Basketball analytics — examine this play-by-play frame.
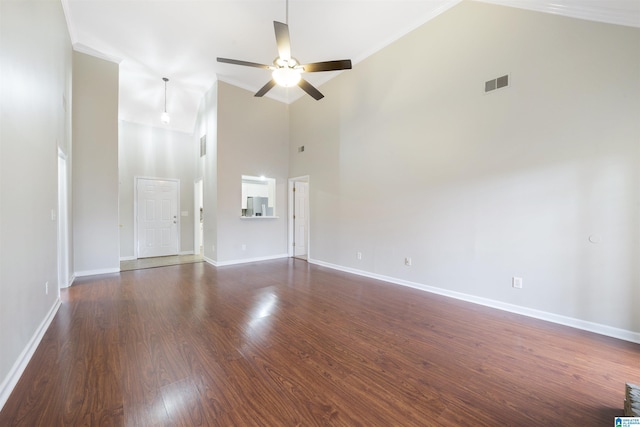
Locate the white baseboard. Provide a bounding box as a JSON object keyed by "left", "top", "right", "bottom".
{"left": 75, "top": 267, "right": 120, "bottom": 277}
{"left": 0, "top": 298, "right": 61, "bottom": 412}
{"left": 309, "top": 258, "right": 640, "bottom": 345}
{"left": 204, "top": 253, "right": 289, "bottom": 267}
{"left": 59, "top": 275, "right": 73, "bottom": 289}
{"left": 178, "top": 251, "right": 195, "bottom": 256}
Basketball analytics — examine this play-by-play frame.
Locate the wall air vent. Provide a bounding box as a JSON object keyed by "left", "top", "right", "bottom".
{"left": 485, "top": 74, "right": 509, "bottom": 93}
{"left": 200, "top": 135, "right": 206, "bottom": 157}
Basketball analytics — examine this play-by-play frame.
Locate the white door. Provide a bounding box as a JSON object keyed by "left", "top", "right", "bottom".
{"left": 136, "top": 178, "right": 179, "bottom": 258}
{"left": 293, "top": 181, "right": 308, "bottom": 257}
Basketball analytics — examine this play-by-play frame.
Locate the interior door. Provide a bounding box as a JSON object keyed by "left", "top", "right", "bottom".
{"left": 137, "top": 178, "right": 179, "bottom": 258}
{"left": 293, "top": 181, "right": 308, "bottom": 257}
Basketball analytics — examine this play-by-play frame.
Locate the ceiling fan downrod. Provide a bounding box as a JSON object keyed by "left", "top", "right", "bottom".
{"left": 285, "top": 0, "right": 289, "bottom": 25}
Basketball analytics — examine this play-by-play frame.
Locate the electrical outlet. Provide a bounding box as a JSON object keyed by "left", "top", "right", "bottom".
{"left": 356, "top": 251, "right": 362, "bottom": 260}
{"left": 241, "top": 244, "right": 246, "bottom": 251}
{"left": 512, "top": 277, "right": 523, "bottom": 289}
{"left": 404, "top": 257, "right": 412, "bottom": 266}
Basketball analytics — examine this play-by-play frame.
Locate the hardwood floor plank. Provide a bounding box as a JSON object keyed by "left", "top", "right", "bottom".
{"left": 1, "top": 259, "right": 638, "bottom": 426}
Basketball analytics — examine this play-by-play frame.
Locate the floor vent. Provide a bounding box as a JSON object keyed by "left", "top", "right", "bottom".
{"left": 485, "top": 74, "right": 509, "bottom": 93}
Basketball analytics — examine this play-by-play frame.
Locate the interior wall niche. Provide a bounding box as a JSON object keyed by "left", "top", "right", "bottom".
{"left": 241, "top": 175, "right": 276, "bottom": 217}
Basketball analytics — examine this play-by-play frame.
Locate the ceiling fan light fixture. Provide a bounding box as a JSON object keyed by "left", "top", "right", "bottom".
{"left": 272, "top": 67, "right": 301, "bottom": 87}
{"left": 216, "top": 16, "right": 352, "bottom": 100}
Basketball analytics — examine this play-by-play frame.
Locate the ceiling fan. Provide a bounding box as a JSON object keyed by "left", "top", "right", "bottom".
{"left": 217, "top": 5, "right": 352, "bottom": 101}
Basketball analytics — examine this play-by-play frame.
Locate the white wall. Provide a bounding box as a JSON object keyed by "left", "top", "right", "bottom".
{"left": 194, "top": 81, "right": 289, "bottom": 264}
{"left": 72, "top": 52, "right": 120, "bottom": 276}
{"left": 195, "top": 81, "right": 218, "bottom": 262}
{"left": 0, "top": 0, "right": 72, "bottom": 406}
{"left": 118, "top": 120, "right": 197, "bottom": 258}
{"left": 290, "top": 2, "right": 640, "bottom": 337}
{"left": 216, "top": 82, "right": 289, "bottom": 263}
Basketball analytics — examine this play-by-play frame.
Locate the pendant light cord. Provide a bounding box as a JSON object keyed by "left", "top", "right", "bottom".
{"left": 163, "top": 77, "right": 168, "bottom": 113}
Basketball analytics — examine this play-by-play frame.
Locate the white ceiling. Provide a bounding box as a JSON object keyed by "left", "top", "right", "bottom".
{"left": 62, "top": 0, "right": 640, "bottom": 134}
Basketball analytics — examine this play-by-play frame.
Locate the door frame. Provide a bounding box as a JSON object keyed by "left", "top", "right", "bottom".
{"left": 57, "top": 149, "right": 69, "bottom": 290}
{"left": 193, "top": 178, "right": 203, "bottom": 255}
{"left": 288, "top": 175, "right": 310, "bottom": 259}
{"left": 134, "top": 176, "right": 181, "bottom": 259}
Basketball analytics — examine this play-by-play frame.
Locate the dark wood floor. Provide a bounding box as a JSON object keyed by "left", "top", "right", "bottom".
{"left": 1, "top": 259, "right": 638, "bottom": 426}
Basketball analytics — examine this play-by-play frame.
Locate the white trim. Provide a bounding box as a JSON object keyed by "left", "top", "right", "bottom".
{"left": 352, "top": 0, "right": 463, "bottom": 66}
{"left": 75, "top": 268, "right": 120, "bottom": 277}
{"left": 193, "top": 178, "right": 203, "bottom": 256}
{"left": 0, "top": 298, "right": 61, "bottom": 412}
{"left": 288, "top": 180, "right": 295, "bottom": 257}
{"left": 178, "top": 251, "right": 195, "bottom": 256}
{"left": 205, "top": 254, "right": 289, "bottom": 268}
{"left": 119, "top": 256, "right": 136, "bottom": 261}
{"left": 60, "top": 0, "right": 77, "bottom": 44}
{"left": 57, "top": 151, "right": 70, "bottom": 290}
{"left": 72, "top": 43, "right": 122, "bottom": 64}
{"left": 475, "top": 0, "right": 640, "bottom": 28}
{"left": 309, "top": 258, "right": 640, "bottom": 344}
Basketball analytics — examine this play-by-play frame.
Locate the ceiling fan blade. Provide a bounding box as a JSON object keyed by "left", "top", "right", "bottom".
{"left": 217, "top": 57, "right": 271, "bottom": 70}
{"left": 302, "top": 60, "right": 352, "bottom": 73}
{"left": 255, "top": 79, "right": 277, "bottom": 97}
{"left": 274, "top": 21, "right": 291, "bottom": 61}
{"left": 298, "top": 78, "right": 324, "bottom": 100}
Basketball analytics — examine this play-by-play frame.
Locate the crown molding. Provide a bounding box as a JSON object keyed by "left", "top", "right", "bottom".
{"left": 72, "top": 43, "right": 123, "bottom": 64}
{"left": 476, "top": 0, "right": 640, "bottom": 28}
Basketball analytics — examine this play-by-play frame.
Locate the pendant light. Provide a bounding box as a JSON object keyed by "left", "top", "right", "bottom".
{"left": 161, "top": 77, "right": 170, "bottom": 124}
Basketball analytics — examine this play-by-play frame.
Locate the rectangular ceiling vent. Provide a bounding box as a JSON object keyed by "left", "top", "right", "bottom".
{"left": 485, "top": 74, "right": 509, "bottom": 93}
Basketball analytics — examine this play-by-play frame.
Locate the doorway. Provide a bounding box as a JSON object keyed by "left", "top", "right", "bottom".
{"left": 57, "top": 150, "right": 69, "bottom": 290}
{"left": 135, "top": 177, "right": 179, "bottom": 258}
{"left": 288, "top": 176, "right": 309, "bottom": 260}
{"left": 194, "top": 179, "right": 203, "bottom": 255}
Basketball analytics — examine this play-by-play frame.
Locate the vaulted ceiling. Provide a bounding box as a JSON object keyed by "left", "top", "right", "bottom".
{"left": 62, "top": 0, "right": 640, "bottom": 133}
